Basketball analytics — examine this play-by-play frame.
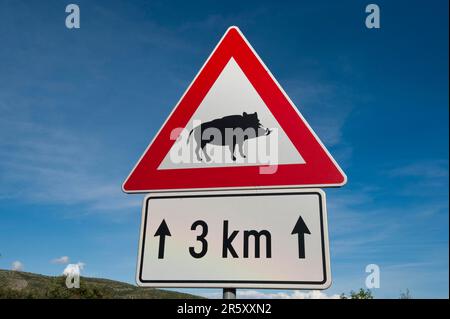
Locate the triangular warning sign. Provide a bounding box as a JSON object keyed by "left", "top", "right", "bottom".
{"left": 123, "top": 27, "right": 346, "bottom": 193}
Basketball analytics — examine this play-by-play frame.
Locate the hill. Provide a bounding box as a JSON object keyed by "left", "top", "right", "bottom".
{"left": 0, "top": 269, "right": 201, "bottom": 299}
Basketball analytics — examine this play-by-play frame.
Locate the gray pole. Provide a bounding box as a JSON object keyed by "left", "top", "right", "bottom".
{"left": 223, "top": 288, "right": 236, "bottom": 299}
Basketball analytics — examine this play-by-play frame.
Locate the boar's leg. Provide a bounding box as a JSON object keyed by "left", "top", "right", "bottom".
{"left": 201, "top": 141, "right": 211, "bottom": 162}
{"left": 238, "top": 141, "right": 246, "bottom": 159}
{"left": 228, "top": 143, "right": 237, "bottom": 161}
{"left": 190, "top": 128, "right": 203, "bottom": 162}
{"left": 195, "top": 143, "right": 202, "bottom": 161}
{"left": 193, "top": 130, "right": 203, "bottom": 161}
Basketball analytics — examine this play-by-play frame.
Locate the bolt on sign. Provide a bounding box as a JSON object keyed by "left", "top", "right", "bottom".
{"left": 123, "top": 27, "right": 346, "bottom": 289}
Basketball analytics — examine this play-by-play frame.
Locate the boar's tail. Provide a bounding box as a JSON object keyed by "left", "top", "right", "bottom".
{"left": 187, "top": 128, "right": 194, "bottom": 144}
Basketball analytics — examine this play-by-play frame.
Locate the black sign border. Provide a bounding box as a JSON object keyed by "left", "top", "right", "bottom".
{"left": 138, "top": 191, "right": 328, "bottom": 287}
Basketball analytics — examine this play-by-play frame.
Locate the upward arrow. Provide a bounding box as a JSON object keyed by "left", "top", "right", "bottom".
{"left": 154, "top": 219, "right": 171, "bottom": 259}
{"left": 291, "top": 215, "right": 311, "bottom": 259}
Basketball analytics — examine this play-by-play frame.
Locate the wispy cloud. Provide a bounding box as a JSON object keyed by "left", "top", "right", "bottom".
{"left": 200, "top": 290, "right": 340, "bottom": 299}
{"left": 283, "top": 79, "right": 355, "bottom": 148}
{"left": 238, "top": 290, "right": 340, "bottom": 299}
{"left": 387, "top": 159, "right": 448, "bottom": 180}
{"left": 51, "top": 256, "right": 70, "bottom": 264}
{"left": 0, "top": 118, "right": 141, "bottom": 215}
{"left": 384, "top": 159, "right": 449, "bottom": 197}
{"left": 326, "top": 182, "right": 448, "bottom": 258}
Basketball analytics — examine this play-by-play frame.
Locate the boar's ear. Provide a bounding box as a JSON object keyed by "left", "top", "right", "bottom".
{"left": 253, "top": 112, "right": 258, "bottom": 118}
{"left": 243, "top": 112, "right": 248, "bottom": 116}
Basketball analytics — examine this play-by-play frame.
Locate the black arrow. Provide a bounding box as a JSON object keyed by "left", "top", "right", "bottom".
{"left": 291, "top": 215, "right": 311, "bottom": 259}
{"left": 154, "top": 219, "right": 171, "bottom": 259}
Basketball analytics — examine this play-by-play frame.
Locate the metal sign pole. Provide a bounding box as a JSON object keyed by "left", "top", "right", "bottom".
{"left": 223, "top": 288, "right": 236, "bottom": 299}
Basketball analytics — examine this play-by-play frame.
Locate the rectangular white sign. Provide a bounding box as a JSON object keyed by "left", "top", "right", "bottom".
{"left": 136, "top": 189, "right": 331, "bottom": 289}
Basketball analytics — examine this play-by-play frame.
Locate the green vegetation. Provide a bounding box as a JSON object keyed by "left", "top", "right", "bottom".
{"left": 0, "top": 269, "right": 201, "bottom": 299}
{"left": 1, "top": 269, "right": 415, "bottom": 299}
{"left": 340, "top": 288, "right": 374, "bottom": 299}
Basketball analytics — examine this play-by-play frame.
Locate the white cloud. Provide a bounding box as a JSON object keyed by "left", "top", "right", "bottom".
{"left": 51, "top": 256, "right": 70, "bottom": 264}
{"left": 237, "top": 290, "right": 340, "bottom": 299}
{"left": 63, "top": 262, "right": 85, "bottom": 276}
{"left": 11, "top": 260, "right": 24, "bottom": 271}
{"left": 200, "top": 290, "right": 340, "bottom": 299}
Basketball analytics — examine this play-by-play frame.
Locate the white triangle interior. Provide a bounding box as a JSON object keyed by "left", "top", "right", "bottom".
{"left": 158, "top": 58, "right": 305, "bottom": 169}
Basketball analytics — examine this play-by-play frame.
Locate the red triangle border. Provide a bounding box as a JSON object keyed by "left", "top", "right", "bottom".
{"left": 123, "top": 27, "right": 347, "bottom": 192}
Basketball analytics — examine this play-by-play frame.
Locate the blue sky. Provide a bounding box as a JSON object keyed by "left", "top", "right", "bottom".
{"left": 0, "top": 0, "right": 448, "bottom": 298}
